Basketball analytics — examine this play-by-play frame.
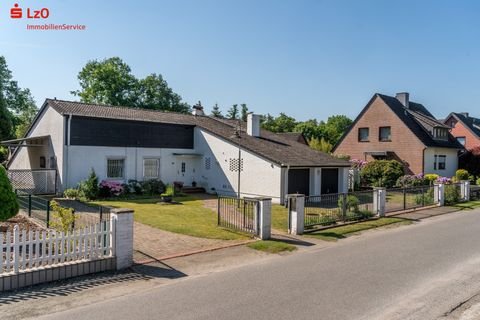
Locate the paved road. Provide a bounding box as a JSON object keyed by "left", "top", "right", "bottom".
{"left": 38, "top": 210, "right": 480, "bottom": 320}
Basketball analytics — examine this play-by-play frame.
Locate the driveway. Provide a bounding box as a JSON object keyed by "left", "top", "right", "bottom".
{"left": 34, "top": 208, "right": 480, "bottom": 320}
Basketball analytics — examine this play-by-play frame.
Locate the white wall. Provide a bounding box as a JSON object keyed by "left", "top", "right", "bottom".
{"left": 194, "top": 128, "right": 283, "bottom": 202}
{"left": 423, "top": 147, "right": 459, "bottom": 177}
{"left": 65, "top": 146, "right": 197, "bottom": 189}
{"left": 8, "top": 106, "right": 65, "bottom": 188}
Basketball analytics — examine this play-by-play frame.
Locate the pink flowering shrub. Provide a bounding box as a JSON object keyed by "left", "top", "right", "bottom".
{"left": 350, "top": 159, "right": 367, "bottom": 169}
{"left": 99, "top": 180, "right": 125, "bottom": 197}
{"left": 436, "top": 176, "right": 452, "bottom": 185}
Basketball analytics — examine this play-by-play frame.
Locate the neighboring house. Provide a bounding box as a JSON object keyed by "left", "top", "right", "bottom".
{"left": 443, "top": 112, "right": 480, "bottom": 150}
{"left": 333, "top": 92, "right": 463, "bottom": 177}
{"left": 2, "top": 99, "right": 350, "bottom": 202}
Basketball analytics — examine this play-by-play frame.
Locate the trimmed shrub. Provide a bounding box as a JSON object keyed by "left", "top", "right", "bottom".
{"left": 477, "top": 177, "right": 480, "bottom": 186}
{"left": 338, "top": 195, "right": 360, "bottom": 213}
{"left": 63, "top": 188, "right": 79, "bottom": 199}
{"left": 0, "top": 166, "right": 19, "bottom": 221}
{"left": 424, "top": 174, "right": 439, "bottom": 185}
{"left": 455, "top": 169, "right": 469, "bottom": 181}
{"left": 361, "top": 160, "right": 404, "bottom": 188}
{"left": 125, "top": 180, "right": 143, "bottom": 195}
{"left": 141, "top": 179, "right": 166, "bottom": 195}
{"left": 78, "top": 169, "right": 99, "bottom": 200}
{"left": 444, "top": 184, "right": 460, "bottom": 205}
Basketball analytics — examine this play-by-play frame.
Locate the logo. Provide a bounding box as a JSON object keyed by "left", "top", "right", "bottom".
{"left": 10, "top": 3, "right": 50, "bottom": 19}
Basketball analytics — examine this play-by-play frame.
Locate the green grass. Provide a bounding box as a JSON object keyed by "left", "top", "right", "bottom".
{"left": 271, "top": 205, "right": 288, "bottom": 232}
{"left": 247, "top": 240, "right": 297, "bottom": 254}
{"left": 450, "top": 200, "right": 480, "bottom": 210}
{"left": 307, "top": 217, "right": 412, "bottom": 242}
{"left": 91, "top": 196, "right": 249, "bottom": 240}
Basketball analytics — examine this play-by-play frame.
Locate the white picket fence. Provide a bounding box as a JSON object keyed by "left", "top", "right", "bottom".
{"left": 0, "top": 218, "right": 115, "bottom": 275}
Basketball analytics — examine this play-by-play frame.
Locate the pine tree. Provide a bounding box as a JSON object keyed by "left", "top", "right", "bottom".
{"left": 240, "top": 104, "right": 248, "bottom": 122}
{"left": 211, "top": 103, "right": 223, "bottom": 118}
{"left": 226, "top": 104, "right": 239, "bottom": 120}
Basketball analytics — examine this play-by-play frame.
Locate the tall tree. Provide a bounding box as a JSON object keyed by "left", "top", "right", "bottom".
{"left": 309, "top": 137, "right": 333, "bottom": 153}
{"left": 72, "top": 57, "right": 137, "bottom": 106}
{"left": 226, "top": 104, "right": 239, "bottom": 120}
{"left": 261, "top": 113, "right": 297, "bottom": 133}
{"left": 323, "top": 115, "right": 352, "bottom": 145}
{"left": 72, "top": 57, "right": 190, "bottom": 112}
{"left": 210, "top": 103, "right": 223, "bottom": 118}
{"left": 0, "top": 56, "right": 38, "bottom": 144}
{"left": 293, "top": 119, "right": 324, "bottom": 141}
{"left": 137, "top": 74, "right": 190, "bottom": 113}
{"left": 240, "top": 103, "right": 248, "bottom": 122}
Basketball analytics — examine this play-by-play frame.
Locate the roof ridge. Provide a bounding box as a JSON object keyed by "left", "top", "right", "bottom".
{"left": 47, "top": 98, "right": 194, "bottom": 117}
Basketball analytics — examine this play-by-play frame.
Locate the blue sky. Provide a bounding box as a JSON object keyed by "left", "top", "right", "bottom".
{"left": 1, "top": 0, "right": 479, "bottom": 121}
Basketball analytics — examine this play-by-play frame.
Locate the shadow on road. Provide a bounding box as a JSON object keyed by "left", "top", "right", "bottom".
{"left": 0, "top": 259, "right": 187, "bottom": 306}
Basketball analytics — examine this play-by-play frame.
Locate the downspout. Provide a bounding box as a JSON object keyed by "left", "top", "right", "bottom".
{"left": 65, "top": 114, "right": 72, "bottom": 189}
{"left": 284, "top": 164, "right": 290, "bottom": 204}
{"left": 422, "top": 147, "right": 426, "bottom": 174}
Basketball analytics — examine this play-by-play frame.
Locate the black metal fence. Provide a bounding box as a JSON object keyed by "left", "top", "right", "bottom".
{"left": 217, "top": 196, "right": 259, "bottom": 235}
{"left": 16, "top": 194, "right": 111, "bottom": 230}
{"left": 471, "top": 185, "right": 480, "bottom": 201}
{"left": 8, "top": 169, "right": 57, "bottom": 195}
{"left": 304, "top": 190, "right": 374, "bottom": 227}
{"left": 385, "top": 185, "right": 436, "bottom": 213}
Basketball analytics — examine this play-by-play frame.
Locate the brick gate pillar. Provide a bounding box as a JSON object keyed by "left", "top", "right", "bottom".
{"left": 111, "top": 208, "right": 134, "bottom": 270}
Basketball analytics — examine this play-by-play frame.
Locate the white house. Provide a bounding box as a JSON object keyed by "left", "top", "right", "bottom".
{"left": 3, "top": 99, "right": 350, "bottom": 203}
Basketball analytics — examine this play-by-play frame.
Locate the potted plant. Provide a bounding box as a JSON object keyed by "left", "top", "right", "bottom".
{"left": 161, "top": 184, "right": 175, "bottom": 203}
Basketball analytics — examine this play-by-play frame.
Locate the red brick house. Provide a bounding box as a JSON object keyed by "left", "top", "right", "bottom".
{"left": 443, "top": 112, "right": 480, "bottom": 150}
{"left": 333, "top": 92, "right": 463, "bottom": 177}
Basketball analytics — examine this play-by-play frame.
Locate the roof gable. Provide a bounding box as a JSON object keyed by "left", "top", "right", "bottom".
{"left": 445, "top": 112, "right": 480, "bottom": 139}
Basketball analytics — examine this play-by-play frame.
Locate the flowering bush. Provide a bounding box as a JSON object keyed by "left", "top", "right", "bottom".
{"left": 350, "top": 159, "right": 367, "bottom": 169}
{"left": 396, "top": 173, "right": 428, "bottom": 188}
{"left": 436, "top": 176, "right": 452, "bottom": 184}
{"left": 424, "top": 174, "right": 439, "bottom": 185}
{"left": 99, "top": 180, "right": 124, "bottom": 197}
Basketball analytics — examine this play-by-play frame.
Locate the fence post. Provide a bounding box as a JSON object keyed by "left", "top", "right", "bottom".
{"left": 434, "top": 183, "right": 445, "bottom": 206}
{"left": 403, "top": 188, "right": 406, "bottom": 210}
{"left": 256, "top": 198, "right": 271, "bottom": 240}
{"left": 373, "top": 187, "right": 386, "bottom": 217}
{"left": 28, "top": 194, "right": 32, "bottom": 217}
{"left": 341, "top": 193, "right": 347, "bottom": 222}
{"left": 13, "top": 225, "right": 19, "bottom": 274}
{"left": 111, "top": 208, "right": 134, "bottom": 270}
{"left": 72, "top": 209, "right": 75, "bottom": 230}
{"left": 46, "top": 201, "right": 50, "bottom": 228}
{"left": 288, "top": 194, "right": 305, "bottom": 235}
{"left": 461, "top": 180, "right": 470, "bottom": 202}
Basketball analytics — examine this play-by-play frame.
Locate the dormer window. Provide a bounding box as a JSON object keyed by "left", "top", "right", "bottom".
{"left": 433, "top": 127, "right": 448, "bottom": 140}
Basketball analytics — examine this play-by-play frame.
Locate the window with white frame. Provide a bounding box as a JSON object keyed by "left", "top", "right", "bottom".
{"left": 434, "top": 155, "right": 446, "bottom": 170}
{"left": 107, "top": 158, "right": 125, "bottom": 179}
{"left": 143, "top": 158, "right": 160, "bottom": 179}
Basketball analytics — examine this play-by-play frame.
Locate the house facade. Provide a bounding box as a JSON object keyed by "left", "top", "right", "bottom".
{"left": 333, "top": 92, "right": 463, "bottom": 177}
{"left": 444, "top": 112, "right": 480, "bottom": 150}
{"left": 4, "top": 99, "right": 350, "bottom": 202}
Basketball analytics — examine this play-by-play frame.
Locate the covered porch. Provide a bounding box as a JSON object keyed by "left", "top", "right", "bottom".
{"left": 283, "top": 166, "right": 349, "bottom": 198}
{"left": 1, "top": 135, "right": 58, "bottom": 194}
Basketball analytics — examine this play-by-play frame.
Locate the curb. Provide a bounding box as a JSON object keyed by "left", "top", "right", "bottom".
{"left": 134, "top": 239, "right": 256, "bottom": 265}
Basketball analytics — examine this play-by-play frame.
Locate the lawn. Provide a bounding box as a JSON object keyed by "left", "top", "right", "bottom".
{"left": 91, "top": 196, "right": 249, "bottom": 240}
{"left": 247, "top": 240, "right": 297, "bottom": 254}
{"left": 307, "top": 217, "right": 412, "bottom": 242}
{"left": 271, "top": 204, "right": 288, "bottom": 232}
{"left": 450, "top": 200, "right": 480, "bottom": 210}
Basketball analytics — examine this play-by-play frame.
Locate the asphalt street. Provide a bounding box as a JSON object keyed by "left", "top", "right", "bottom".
{"left": 35, "top": 209, "right": 480, "bottom": 320}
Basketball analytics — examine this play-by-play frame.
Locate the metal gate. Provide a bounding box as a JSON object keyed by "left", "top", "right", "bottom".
{"left": 217, "top": 196, "right": 259, "bottom": 235}
{"left": 385, "top": 185, "right": 437, "bottom": 214}
{"left": 7, "top": 169, "right": 57, "bottom": 195}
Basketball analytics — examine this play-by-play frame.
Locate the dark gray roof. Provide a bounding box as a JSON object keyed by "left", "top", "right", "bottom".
{"left": 334, "top": 94, "right": 463, "bottom": 151}
{"left": 445, "top": 112, "right": 480, "bottom": 138}
{"left": 46, "top": 99, "right": 349, "bottom": 167}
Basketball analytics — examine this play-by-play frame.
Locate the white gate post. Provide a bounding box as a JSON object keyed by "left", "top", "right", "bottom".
{"left": 288, "top": 194, "right": 305, "bottom": 235}
{"left": 256, "top": 198, "right": 272, "bottom": 240}
{"left": 111, "top": 208, "right": 134, "bottom": 270}
{"left": 434, "top": 183, "right": 445, "bottom": 206}
{"left": 461, "top": 180, "right": 470, "bottom": 201}
{"left": 373, "top": 188, "right": 386, "bottom": 217}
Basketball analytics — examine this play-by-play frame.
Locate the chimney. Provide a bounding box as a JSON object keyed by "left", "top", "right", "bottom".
{"left": 192, "top": 101, "right": 204, "bottom": 116}
{"left": 247, "top": 113, "right": 260, "bottom": 137}
{"left": 395, "top": 92, "right": 410, "bottom": 109}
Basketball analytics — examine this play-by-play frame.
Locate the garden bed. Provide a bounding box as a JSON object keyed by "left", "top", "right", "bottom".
{"left": 0, "top": 214, "right": 45, "bottom": 233}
